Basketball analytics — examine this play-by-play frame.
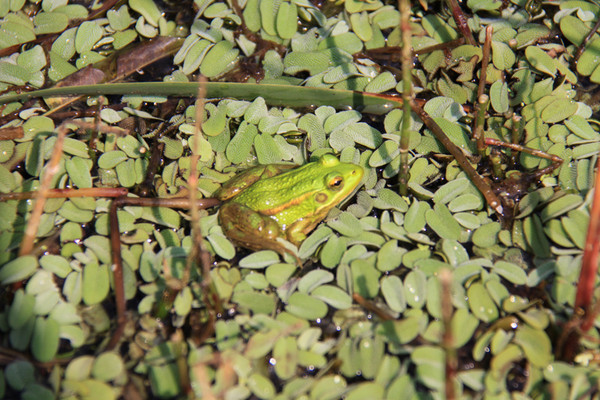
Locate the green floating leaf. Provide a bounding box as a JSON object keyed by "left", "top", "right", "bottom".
{"left": 311, "top": 285, "right": 352, "bottom": 309}
{"left": 351, "top": 259, "right": 381, "bottom": 298}
{"left": 5, "top": 360, "right": 35, "bottom": 391}
{"left": 561, "top": 209, "right": 588, "bottom": 249}
{"left": 273, "top": 336, "right": 298, "bottom": 380}
{"left": 425, "top": 203, "right": 462, "bottom": 241}
{"left": 286, "top": 292, "right": 328, "bottom": 320}
{"left": 540, "top": 193, "right": 584, "bottom": 222}
{"left": 374, "top": 188, "right": 408, "bottom": 211}
{"left": 276, "top": 1, "right": 297, "bottom": 40}
{"left": 232, "top": 291, "right": 276, "bottom": 314}
{"left": 31, "top": 317, "right": 60, "bottom": 362}
{"left": 381, "top": 275, "right": 406, "bottom": 313}
{"left": 411, "top": 345, "right": 445, "bottom": 391}
{"left": 328, "top": 212, "right": 363, "bottom": 237}
{"left": 239, "top": 250, "right": 280, "bottom": 269}
{"left": 541, "top": 97, "right": 578, "bottom": 123}
{"left": 346, "top": 382, "right": 385, "bottom": 400}
{"left": 564, "top": 115, "right": 599, "bottom": 141}
{"left": 0, "top": 255, "right": 38, "bottom": 285}
{"left": 298, "top": 269, "right": 334, "bottom": 293}
{"left": 21, "top": 383, "right": 54, "bottom": 400}
{"left": 92, "top": 352, "right": 124, "bottom": 382}
{"left": 525, "top": 46, "right": 557, "bottom": 76}
{"left": 207, "top": 232, "right": 236, "bottom": 260}
{"left": 149, "top": 364, "right": 180, "bottom": 398}
{"left": 376, "top": 240, "right": 404, "bottom": 272}
{"left": 129, "top": 0, "right": 162, "bottom": 26}
{"left": 200, "top": 40, "right": 239, "bottom": 78}
{"left": 75, "top": 21, "right": 103, "bottom": 54}
{"left": 404, "top": 270, "right": 426, "bottom": 309}
{"left": 514, "top": 324, "right": 552, "bottom": 367}
{"left": 364, "top": 71, "right": 396, "bottom": 93}
{"left": 247, "top": 373, "right": 276, "bottom": 399}
{"left": 17, "top": 45, "right": 46, "bottom": 73}
{"left": 451, "top": 308, "right": 479, "bottom": 348}
{"left": 320, "top": 235, "right": 347, "bottom": 269}
{"left": 560, "top": 15, "right": 593, "bottom": 47}
{"left": 82, "top": 262, "right": 110, "bottom": 306}
{"left": 491, "top": 41, "right": 516, "bottom": 71}
{"left": 467, "top": 282, "right": 498, "bottom": 323}
{"left": 490, "top": 80, "right": 509, "bottom": 113}
{"left": 66, "top": 157, "right": 92, "bottom": 188}
{"left": 472, "top": 222, "right": 501, "bottom": 248}
{"left": 433, "top": 178, "right": 469, "bottom": 205}
{"left": 284, "top": 48, "right": 353, "bottom": 76}
{"left": 8, "top": 290, "right": 35, "bottom": 330}
{"left": 523, "top": 214, "right": 551, "bottom": 258}
{"left": 492, "top": 261, "right": 527, "bottom": 285}
{"left": 34, "top": 11, "right": 69, "bottom": 34}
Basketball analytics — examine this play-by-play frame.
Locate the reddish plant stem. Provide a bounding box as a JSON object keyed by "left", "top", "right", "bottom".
{"left": 575, "top": 157, "right": 600, "bottom": 331}
{"left": 446, "top": 0, "right": 476, "bottom": 45}
{"left": 0, "top": 187, "right": 128, "bottom": 201}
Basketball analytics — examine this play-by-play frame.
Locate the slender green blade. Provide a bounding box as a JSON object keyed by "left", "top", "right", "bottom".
{"left": 0, "top": 82, "right": 400, "bottom": 114}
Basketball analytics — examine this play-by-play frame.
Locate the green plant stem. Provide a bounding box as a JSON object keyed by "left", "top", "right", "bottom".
{"left": 398, "top": 0, "right": 413, "bottom": 196}
{"left": 0, "top": 82, "right": 398, "bottom": 113}
{"left": 473, "top": 94, "right": 489, "bottom": 155}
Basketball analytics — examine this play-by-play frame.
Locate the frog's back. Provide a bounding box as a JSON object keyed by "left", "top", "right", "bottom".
{"left": 232, "top": 162, "right": 325, "bottom": 211}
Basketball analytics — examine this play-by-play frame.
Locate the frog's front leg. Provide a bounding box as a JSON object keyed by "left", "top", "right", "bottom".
{"left": 285, "top": 210, "right": 328, "bottom": 246}
{"left": 219, "top": 202, "right": 301, "bottom": 264}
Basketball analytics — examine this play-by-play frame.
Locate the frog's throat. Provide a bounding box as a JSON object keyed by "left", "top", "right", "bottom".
{"left": 260, "top": 191, "right": 315, "bottom": 216}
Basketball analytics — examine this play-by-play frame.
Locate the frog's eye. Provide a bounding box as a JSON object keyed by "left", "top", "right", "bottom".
{"left": 328, "top": 176, "right": 344, "bottom": 191}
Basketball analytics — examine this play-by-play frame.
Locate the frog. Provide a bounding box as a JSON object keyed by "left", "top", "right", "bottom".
{"left": 216, "top": 154, "right": 364, "bottom": 263}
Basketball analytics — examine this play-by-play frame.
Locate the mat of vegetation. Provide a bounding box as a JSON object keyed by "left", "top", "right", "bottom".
{"left": 0, "top": 0, "right": 599, "bottom": 399}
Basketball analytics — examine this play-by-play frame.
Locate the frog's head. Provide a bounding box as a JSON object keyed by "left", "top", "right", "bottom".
{"left": 312, "top": 154, "right": 364, "bottom": 211}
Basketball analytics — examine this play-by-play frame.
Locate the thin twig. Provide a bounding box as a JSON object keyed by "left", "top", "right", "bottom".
{"left": 484, "top": 138, "right": 563, "bottom": 164}
{"left": 571, "top": 16, "right": 600, "bottom": 67}
{"left": 411, "top": 102, "right": 503, "bottom": 214}
{"left": 352, "top": 293, "right": 394, "bottom": 321}
{"left": 19, "top": 123, "right": 68, "bottom": 256}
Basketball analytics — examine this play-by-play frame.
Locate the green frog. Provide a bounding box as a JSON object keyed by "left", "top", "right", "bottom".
{"left": 216, "top": 154, "right": 364, "bottom": 262}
